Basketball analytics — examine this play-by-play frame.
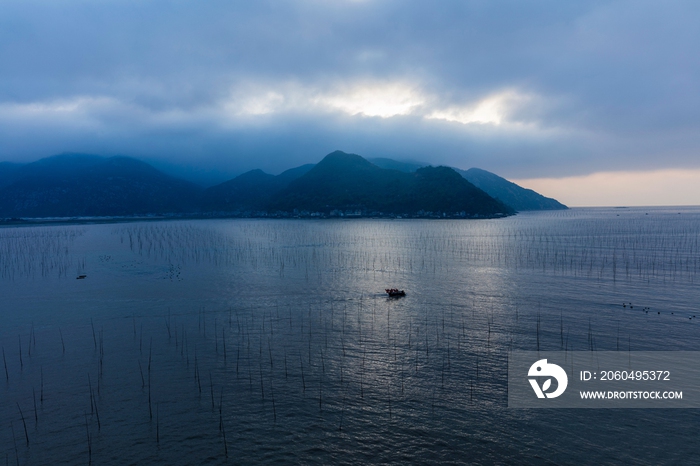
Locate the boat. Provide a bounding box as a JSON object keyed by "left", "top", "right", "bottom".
{"left": 385, "top": 288, "right": 406, "bottom": 297}
{"left": 76, "top": 274, "right": 87, "bottom": 279}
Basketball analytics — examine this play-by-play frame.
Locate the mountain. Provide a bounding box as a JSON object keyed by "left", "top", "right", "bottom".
{"left": 0, "top": 152, "right": 532, "bottom": 218}
{"left": 0, "top": 162, "right": 24, "bottom": 189}
{"left": 267, "top": 151, "right": 513, "bottom": 217}
{"left": 456, "top": 167, "right": 567, "bottom": 211}
{"left": 200, "top": 164, "right": 314, "bottom": 212}
{"left": 370, "top": 157, "right": 567, "bottom": 211}
{"left": 0, "top": 154, "right": 202, "bottom": 217}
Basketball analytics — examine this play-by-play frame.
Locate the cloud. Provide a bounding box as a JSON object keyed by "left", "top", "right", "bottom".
{"left": 0, "top": 0, "right": 698, "bottom": 201}
{"left": 426, "top": 90, "right": 533, "bottom": 126}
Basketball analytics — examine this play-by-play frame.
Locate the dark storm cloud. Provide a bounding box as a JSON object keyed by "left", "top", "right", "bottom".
{"left": 1, "top": 0, "right": 698, "bottom": 181}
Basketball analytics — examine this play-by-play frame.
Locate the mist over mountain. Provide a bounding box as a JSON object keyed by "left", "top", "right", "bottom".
{"left": 366, "top": 158, "right": 426, "bottom": 174}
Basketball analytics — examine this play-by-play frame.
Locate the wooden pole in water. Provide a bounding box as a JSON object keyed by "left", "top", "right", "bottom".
{"left": 84, "top": 413, "right": 91, "bottom": 466}
{"left": 222, "top": 424, "right": 228, "bottom": 459}
{"left": 219, "top": 388, "right": 224, "bottom": 432}
{"left": 32, "top": 388, "right": 38, "bottom": 426}
{"left": 16, "top": 403, "right": 28, "bottom": 446}
{"left": 11, "top": 421, "right": 19, "bottom": 466}
{"left": 210, "top": 372, "right": 215, "bottom": 411}
{"left": 148, "top": 337, "right": 153, "bottom": 419}
{"left": 18, "top": 336, "right": 23, "bottom": 370}
{"left": 94, "top": 393, "right": 101, "bottom": 431}
{"left": 91, "top": 318, "right": 97, "bottom": 350}
{"left": 259, "top": 362, "right": 265, "bottom": 401}
{"left": 476, "top": 352, "right": 479, "bottom": 380}
{"left": 388, "top": 382, "right": 392, "bottom": 419}
{"left": 2, "top": 346, "right": 8, "bottom": 381}
{"left": 441, "top": 356, "right": 445, "bottom": 389}
{"left": 138, "top": 360, "right": 145, "bottom": 389}
{"left": 270, "top": 376, "right": 277, "bottom": 422}
{"left": 268, "top": 339, "right": 273, "bottom": 369}
{"left": 88, "top": 374, "right": 94, "bottom": 414}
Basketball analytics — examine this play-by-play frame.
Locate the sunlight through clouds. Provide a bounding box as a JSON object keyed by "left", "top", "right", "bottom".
{"left": 427, "top": 90, "right": 532, "bottom": 125}
{"left": 224, "top": 81, "right": 425, "bottom": 119}
{"left": 224, "top": 81, "right": 536, "bottom": 126}
{"left": 315, "top": 82, "right": 424, "bottom": 117}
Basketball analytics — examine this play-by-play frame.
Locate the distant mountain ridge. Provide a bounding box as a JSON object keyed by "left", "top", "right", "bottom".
{"left": 266, "top": 151, "right": 512, "bottom": 216}
{"left": 200, "top": 164, "right": 315, "bottom": 212}
{"left": 0, "top": 153, "right": 202, "bottom": 217}
{"left": 0, "top": 151, "right": 563, "bottom": 218}
{"left": 456, "top": 167, "right": 566, "bottom": 211}
{"left": 368, "top": 157, "right": 567, "bottom": 211}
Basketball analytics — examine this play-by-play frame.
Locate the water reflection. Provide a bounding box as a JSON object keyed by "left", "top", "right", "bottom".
{"left": 1, "top": 208, "right": 700, "bottom": 464}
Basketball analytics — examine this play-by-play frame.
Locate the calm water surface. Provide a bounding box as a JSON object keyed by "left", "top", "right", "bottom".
{"left": 1, "top": 207, "right": 699, "bottom": 464}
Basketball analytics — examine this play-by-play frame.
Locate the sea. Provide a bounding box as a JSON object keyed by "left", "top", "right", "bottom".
{"left": 1, "top": 206, "right": 699, "bottom": 465}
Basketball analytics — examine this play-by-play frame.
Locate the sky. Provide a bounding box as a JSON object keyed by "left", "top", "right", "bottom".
{"left": 1, "top": 0, "right": 699, "bottom": 206}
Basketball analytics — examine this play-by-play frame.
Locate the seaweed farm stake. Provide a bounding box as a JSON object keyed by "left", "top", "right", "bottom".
{"left": 259, "top": 361, "right": 265, "bottom": 401}
{"left": 270, "top": 377, "right": 277, "bottom": 422}
{"left": 2, "top": 346, "right": 8, "bottom": 381}
{"left": 32, "top": 388, "right": 38, "bottom": 426}
{"left": 17, "top": 403, "right": 28, "bottom": 446}
{"left": 91, "top": 318, "right": 97, "bottom": 350}
{"left": 219, "top": 388, "right": 224, "bottom": 432}
{"left": 148, "top": 354, "right": 153, "bottom": 420}
{"left": 138, "top": 360, "right": 145, "bottom": 388}
{"left": 18, "top": 336, "right": 23, "bottom": 370}
{"left": 88, "top": 374, "right": 94, "bottom": 414}
{"left": 222, "top": 328, "right": 226, "bottom": 364}
{"left": 84, "top": 413, "right": 91, "bottom": 466}
{"left": 210, "top": 372, "right": 215, "bottom": 411}
{"left": 94, "top": 395, "right": 101, "bottom": 431}
{"left": 388, "top": 382, "right": 392, "bottom": 419}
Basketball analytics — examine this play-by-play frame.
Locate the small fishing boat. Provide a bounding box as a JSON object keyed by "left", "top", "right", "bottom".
{"left": 385, "top": 288, "right": 406, "bottom": 297}
{"left": 76, "top": 274, "right": 87, "bottom": 279}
